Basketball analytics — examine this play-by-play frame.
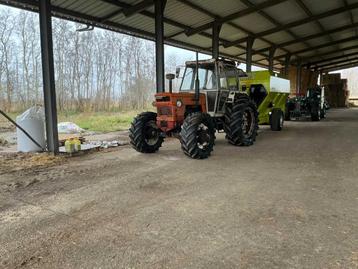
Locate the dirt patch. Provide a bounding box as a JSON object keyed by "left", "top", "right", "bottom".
{"left": 0, "top": 126, "right": 15, "bottom": 132}
{"left": 0, "top": 153, "right": 66, "bottom": 175}
{"left": 0, "top": 137, "right": 9, "bottom": 146}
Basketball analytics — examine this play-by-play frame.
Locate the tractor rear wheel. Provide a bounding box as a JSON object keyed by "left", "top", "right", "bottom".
{"left": 225, "top": 98, "right": 258, "bottom": 146}
{"left": 270, "top": 108, "right": 284, "bottom": 131}
{"left": 129, "top": 112, "right": 163, "bottom": 153}
{"left": 180, "top": 112, "right": 216, "bottom": 159}
{"left": 320, "top": 107, "right": 326, "bottom": 119}
{"left": 311, "top": 106, "right": 321, "bottom": 121}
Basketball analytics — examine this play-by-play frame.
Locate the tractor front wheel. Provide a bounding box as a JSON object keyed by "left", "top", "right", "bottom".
{"left": 129, "top": 112, "right": 163, "bottom": 153}
{"left": 225, "top": 99, "right": 258, "bottom": 146}
{"left": 180, "top": 112, "right": 216, "bottom": 159}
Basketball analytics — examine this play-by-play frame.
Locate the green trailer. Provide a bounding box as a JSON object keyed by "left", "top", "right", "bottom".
{"left": 240, "top": 71, "right": 290, "bottom": 131}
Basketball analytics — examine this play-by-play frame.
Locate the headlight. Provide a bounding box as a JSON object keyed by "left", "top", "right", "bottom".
{"left": 176, "top": 100, "right": 183, "bottom": 108}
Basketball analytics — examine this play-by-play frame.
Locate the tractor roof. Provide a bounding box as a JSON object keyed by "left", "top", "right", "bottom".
{"left": 185, "top": 58, "right": 237, "bottom": 68}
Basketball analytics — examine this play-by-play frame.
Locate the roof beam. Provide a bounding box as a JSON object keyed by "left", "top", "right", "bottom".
{"left": 0, "top": 0, "right": 273, "bottom": 69}
{"left": 100, "top": 0, "right": 155, "bottom": 22}
{"left": 175, "top": 0, "right": 291, "bottom": 57}
{"left": 185, "top": 0, "right": 288, "bottom": 36}
{"left": 294, "top": 0, "right": 332, "bottom": 37}
{"left": 99, "top": 0, "right": 282, "bottom": 62}
{"left": 315, "top": 57, "right": 358, "bottom": 69}
{"left": 100, "top": 8, "right": 123, "bottom": 22}
{"left": 343, "top": 0, "right": 358, "bottom": 36}
{"left": 224, "top": 2, "right": 358, "bottom": 48}
{"left": 322, "top": 61, "right": 358, "bottom": 72}
{"left": 255, "top": 21, "right": 358, "bottom": 53}
{"left": 273, "top": 36, "right": 358, "bottom": 60}
{"left": 306, "top": 51, "right": 358, "bottom": 67}
{"left": 294, "top": 0, "right": 336, "bottom": 52}
{"left": 272, "top": 43, "right": 358, "bottom": 67}
{"left": 123, "top": 0, "right": 154, "bottom": 17}
{"left": 239, "top": 0, "right": 312, "bottom": 63}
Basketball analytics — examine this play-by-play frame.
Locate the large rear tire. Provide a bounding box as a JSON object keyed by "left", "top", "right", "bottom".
{"left": 180, "top": 112, "right": 216, "bottom": 159}
{"left": 225, "top": 95, "right": 258, "bottom": 146}
{"left": 270, "top": 108, "right": 284, "bottom": 131}
{"left": 320, "top": 107, "right": 326, "bottom": 119}
{"left": 129, "top": 112, "right": 163, "bottom": 153}
{"left": 311, "top": 106, "right": 321, "bottom": 121}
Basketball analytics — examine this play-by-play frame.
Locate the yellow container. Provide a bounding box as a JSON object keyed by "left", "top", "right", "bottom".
{"left": 73, "top": 138, "right": 81, "bottom": 152}
{"left": 65, "top": 139, "right": 74, "bottom": 153}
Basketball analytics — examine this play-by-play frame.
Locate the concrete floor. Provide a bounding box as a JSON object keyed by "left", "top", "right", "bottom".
{"left": 0, "top": 108, "right": 357, "bottom": 269}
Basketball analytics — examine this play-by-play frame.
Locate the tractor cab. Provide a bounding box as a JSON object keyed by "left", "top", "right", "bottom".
{"left": 179, "top": 59, "right": 245, "bottom": 116}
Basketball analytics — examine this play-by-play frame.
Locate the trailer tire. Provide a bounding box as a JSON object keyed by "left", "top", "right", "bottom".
{"left": 285, "top": 105, "right": 291, "bottom": 121}
{"left": 129, "top": 112, "right": 163, "bottom": 153}
{"left": 225, "top": 99, "right": 258, "bottom": 146}
{"left": 180, "top": 112, "right": 216, "bottom": 159}
{"left": 270, "top": 108, "right": 284, "bottom": 131}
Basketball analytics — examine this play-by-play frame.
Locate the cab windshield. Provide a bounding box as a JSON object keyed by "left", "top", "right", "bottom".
{"left": 180, "top": 66, "right": 217, "bottom": 91}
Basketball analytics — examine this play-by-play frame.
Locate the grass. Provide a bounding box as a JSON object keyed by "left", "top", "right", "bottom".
{"left": 0, "top": 110, "right": 150, "bottom": 133}
{"left": 58, "top": 111, "right": 144, "bottom": 133}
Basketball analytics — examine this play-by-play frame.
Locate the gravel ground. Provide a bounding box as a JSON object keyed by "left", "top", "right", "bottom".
{"left": 0, "top": 108, "right": 357, "bottom": 269}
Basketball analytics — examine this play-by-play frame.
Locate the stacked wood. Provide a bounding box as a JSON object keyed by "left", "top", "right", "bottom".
{"left": 322, "top": 74, "right": 349, "bottom": 108}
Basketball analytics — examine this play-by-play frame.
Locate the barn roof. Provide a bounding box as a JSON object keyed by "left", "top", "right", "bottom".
{"left": 1, "top": 0, "right": 358, "bottom": 72}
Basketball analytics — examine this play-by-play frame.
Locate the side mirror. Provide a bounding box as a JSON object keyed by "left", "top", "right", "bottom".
{"left": 175, "top": 67, "right": 180, "bottom": 78}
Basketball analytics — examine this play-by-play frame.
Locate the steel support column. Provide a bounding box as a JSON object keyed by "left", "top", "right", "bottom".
{"left": 246, "top": 36, "right": 255, "bottom": 73}
{"left": 154, "top": 0, "right": 166, "bottom": 93}
{"left": 296, "top": 63, "right": 302, "bottom": 95}
{"left": 212, "top": 21, "right": 222, "bottom": 59}
{"left": 268, "top": 46, "right": 276, "bottom": 73}
{"left": 39, "top": 0, "right": 59, "bottom": 154}
{"left": 319, "top": 71, "right": 323, "bottom": 85}
{"left": 284, "top": 54, "right": 291, "bottom": 78}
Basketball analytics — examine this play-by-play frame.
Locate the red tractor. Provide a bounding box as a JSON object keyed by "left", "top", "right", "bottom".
{"left": 129, "top": 58, "right": 258, "bottom": 159}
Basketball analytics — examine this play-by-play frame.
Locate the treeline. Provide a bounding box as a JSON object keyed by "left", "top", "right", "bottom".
{"left": 0, "top": 8, "right": 182, "bottom": 112}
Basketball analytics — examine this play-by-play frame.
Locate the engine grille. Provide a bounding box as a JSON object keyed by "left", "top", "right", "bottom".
{"left": 158, "top": 106, "right": 172, "bottom": 116}
{"left": 156, "top": 96, "right": 170, "bottom": 102}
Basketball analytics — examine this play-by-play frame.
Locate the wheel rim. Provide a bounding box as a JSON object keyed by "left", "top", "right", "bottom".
{"left": 242, "top": 108, "right": 255, "bottom": 138}
{"left": 280, "top": 113, "right": 284, "bottom": 127}
{"left": 196, "top": 123, "right": 211, "bottom": 150}
{"left": 144, "top": 120, "right": 160, "bottom": 146}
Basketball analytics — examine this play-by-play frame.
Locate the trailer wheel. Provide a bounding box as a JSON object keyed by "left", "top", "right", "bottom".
{"left": 225, "top": 99, "right": 258, "bottom": 146}
{"left": 270, "top": 109, "right": 284, "bottom": 131}
{"left": 180, "top": 112, "right": 216, "bottom": 159}
{"left": 285, "top": 105, "right": 291, "bottom": 121}
{"left": 129, "top": 112, "right": 163, "bottom": 153}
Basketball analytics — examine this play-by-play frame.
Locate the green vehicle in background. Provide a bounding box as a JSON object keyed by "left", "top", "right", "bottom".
{"left": 286, "top": 86, "right": 327, "bottom": 121}
{"left": 239, "top": 71, "right": 291, "bottom": 131}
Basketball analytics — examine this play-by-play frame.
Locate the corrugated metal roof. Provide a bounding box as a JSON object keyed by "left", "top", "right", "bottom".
{"left": 0, "top": 0, "right": 357, "bottom": 71}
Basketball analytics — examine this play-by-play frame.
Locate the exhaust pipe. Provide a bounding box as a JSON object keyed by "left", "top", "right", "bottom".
{"left": 195, "top": 51, "right": 200, "bottom": 104}
{"left": 165, "top": 73, "right": 175, "bottom": 93}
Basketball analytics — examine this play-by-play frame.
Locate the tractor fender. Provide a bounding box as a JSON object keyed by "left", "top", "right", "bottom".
{"left": 226, "top": 91, "right": 249, "bottom": 104}
{"left": 226, "top": 91, "right": 237, "bottom": 104}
